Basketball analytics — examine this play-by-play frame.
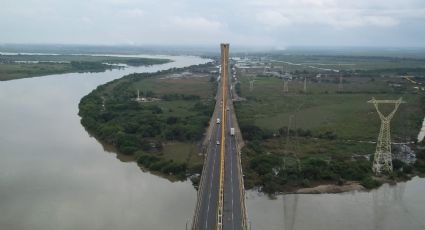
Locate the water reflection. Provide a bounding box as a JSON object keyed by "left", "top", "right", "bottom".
{"left": 283, "top": 194, "right": 298, "bottom": 230}
{"left": 247, "top": 177, "right": 425, "bottom": 230}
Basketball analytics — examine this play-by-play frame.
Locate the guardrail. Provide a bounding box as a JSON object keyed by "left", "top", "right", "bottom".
{"left": 191, "top": 135, "right": 212, "bottom": 230}
{"left": 191, "top": 102, "right": 219, "bottom": 230}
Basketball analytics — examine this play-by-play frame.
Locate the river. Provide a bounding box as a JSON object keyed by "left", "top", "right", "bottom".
{"left": 0, "top": 55, "right": 424, "bottom": 230}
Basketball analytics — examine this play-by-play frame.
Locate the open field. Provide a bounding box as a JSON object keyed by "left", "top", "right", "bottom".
{"left": 236, "top": 74, "right": 423, "bottom": 141}
{"left": 234, "top": 57, "right": 425, "bottom": 193}
{"left": 267, "top": 55, "right": 425, "bottom": 71}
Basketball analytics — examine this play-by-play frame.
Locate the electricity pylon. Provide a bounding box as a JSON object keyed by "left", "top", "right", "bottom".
{"left": 338, "top": 74, "right": 343, "bottom": 92}
{"left": 283, "top": 79, "right": 289, "bottom": 93}
{"left": 368, "top": 97, "right": 405, "bottom": 174}
{"left": 303, "top": 77, "right": 307, "bottom": 93}
{"left": 249, "top": 76, "right": 255, "bottom": 91}
{"left": 249, "top": 80, "right": 255, "bottom": 91}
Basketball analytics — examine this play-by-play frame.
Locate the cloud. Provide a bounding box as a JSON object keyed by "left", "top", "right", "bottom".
{"left": 251, "top": 1, "right": 402, "bottom": 29}
{"left": 171, "top": 16, "right": 222, "bottom": 32}
{"left": 256, "top": 10, "right": 291, "bottom": 28}
{"left": 0, "top": 0, "right": 424, "bottom": 46}
{"left": 117, "top": 8, "right": 144, "bottom": 18}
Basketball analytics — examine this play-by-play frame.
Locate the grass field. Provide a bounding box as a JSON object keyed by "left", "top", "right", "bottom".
{"left": 267, "top": 55, "right": 425, "bottom": 72}
{"left": 160, "top": 142, "right": 203, "bottom": 168}
{"left": 235, "top": 61, "right": 425, "bottom": 193}
{"left": 236, "top": 74, "right": 423, "bottom": 141}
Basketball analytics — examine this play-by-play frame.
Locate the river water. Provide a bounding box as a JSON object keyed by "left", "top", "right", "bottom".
{"left": 0, "top": 55, "right": 206, "bottom": 230}
{"left": 0, "top": 55, "right": 424, "bottom": 230}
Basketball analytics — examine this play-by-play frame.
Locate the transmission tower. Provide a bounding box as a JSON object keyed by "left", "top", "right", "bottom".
{"left": 368, "top": 97, "right": 405, "bottom": 174}
{"left": 283, "top": 79, "right": 289, "bottom": 93}
{"left": 303, "top": 77, "right": 307, "bottom": 93}
{"left": 338, "top": 74, "right": 343, "bottom": 92}
{"left": 249, "top": 76, "right": 255, "bottom": 91}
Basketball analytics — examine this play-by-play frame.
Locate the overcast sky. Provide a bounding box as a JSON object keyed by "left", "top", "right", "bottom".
{"left": 1, "top": 0, "right": 425, "bottom": 47}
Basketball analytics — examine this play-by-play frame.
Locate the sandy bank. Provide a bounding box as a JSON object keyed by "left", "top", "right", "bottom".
{"left": 296, "top": 182, "right": 365, "bottom": 194}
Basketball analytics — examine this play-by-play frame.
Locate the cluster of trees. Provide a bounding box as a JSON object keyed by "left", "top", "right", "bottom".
{"left": 70, "top": 61, "right": 111, "bottom": 72}
{"left": 235, "top": 82, "right": 241, "bottom": 96}
{"left": 137, "top": 154, "right": 187, "bottom": 178}
{"left": 242, "top": 146, "right": 382, "bottom": 194}
{"left": 79, "top": 65, "right": 216, "bottom": 178}
{"left": 238, "top": 123, "right": 421, "bottom": 194}
{"left": 79, "top": 92, "right": 213, "bottom": 155}
{"left": 161, "top": 94, "right": 200, "bottom": 101}
{"left": 414, "top": 148, "right": 425, "bottom": 173}
{"left": 241, "top": 122, "right": 338, "bottom": 142}
{"left": 356, "top": 67, "right": 425, "bottom": 76}
{"left": 114, "top": 58, "right": 170, "bottom": 66}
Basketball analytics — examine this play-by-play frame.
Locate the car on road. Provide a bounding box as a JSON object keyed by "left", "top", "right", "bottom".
{"left": 216, "top": 140, "right": 220, "bottom": 145}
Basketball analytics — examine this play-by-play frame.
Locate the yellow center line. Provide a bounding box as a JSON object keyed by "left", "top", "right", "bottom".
{"left": 217, "top": 44, "right": 228, "bottom": 230}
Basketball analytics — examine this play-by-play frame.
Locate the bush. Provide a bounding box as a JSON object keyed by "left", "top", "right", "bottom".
{"left": 392, "top": 159, "right": 406, "bottom": 170}
{"left": 414, "top": 160, "right": 425, "bottom": 173}
{"left": 240, "top": 124, "right": 264, "bottom": 141}
{"left": 301, "top": 178, "right": 311, "bottom": 187}
{"left": 361, "top": 177, "right": 382, "bottom": 189}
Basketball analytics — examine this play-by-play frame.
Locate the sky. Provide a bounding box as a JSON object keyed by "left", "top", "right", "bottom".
{"left": 1, "top": 0, "right": 425, "bottom": 48}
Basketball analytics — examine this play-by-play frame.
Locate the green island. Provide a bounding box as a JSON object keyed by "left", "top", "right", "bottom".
{"left": 79, "top": 63, "right": 217, "bottom": 179}
{"left": 0, "top": 54, "right": 171, "bottom": 81}
{"left": 235, "top": 54, "right": 425, "bottom": 193}
{"left": 78, "top": 53, "right": 425, "bottom": 194}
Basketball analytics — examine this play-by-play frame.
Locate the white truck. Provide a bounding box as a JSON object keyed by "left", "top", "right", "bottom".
{"left": 230, "top": 128, "right": 235, "bottom": 136}
{"left": 216, "top": 118, "right": 221, "bottom": 124}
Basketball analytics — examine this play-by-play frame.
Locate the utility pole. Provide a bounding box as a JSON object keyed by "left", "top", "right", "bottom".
{"left": 286, "top": 115, "right": 294, "bottom": 144}
{"left": 338, "top": 74, "right": 343, "bottom": 92}
{"left": 283, "top": 79, "right": 289, "bottom": 93}
{"left": 249, "top": 77, "right": 255, "bottom": 92}
{"left": 368, "top": 97, "right": 405, "bottom": 174}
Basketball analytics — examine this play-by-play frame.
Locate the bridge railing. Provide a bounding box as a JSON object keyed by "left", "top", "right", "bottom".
{"left": 235, "top": 141, "right": 248, "bottom": 230}
{"left": 191, "top": 121, "right": 216, "bottom": 230}
{"left": 192, "top": 80, "right": 224, "bottom": 230}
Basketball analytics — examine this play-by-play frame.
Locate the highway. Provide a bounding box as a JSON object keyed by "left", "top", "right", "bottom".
{"left": 222, "top": 76, "right": 244, "bottom": 230}
{"left": 192, "top": 44, "right": 247, "bottom": 230}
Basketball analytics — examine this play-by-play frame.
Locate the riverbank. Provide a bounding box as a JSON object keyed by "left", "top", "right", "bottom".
{"left": 296, "top": 181, "right": 365, "bottom": 194}
{"left": 0, "top": 54, "right": 171, "bottom": 81}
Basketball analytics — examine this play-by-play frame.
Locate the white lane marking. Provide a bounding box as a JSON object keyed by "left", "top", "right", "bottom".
{"left": 205, "top": 123, "right": 220, "bottom": 230}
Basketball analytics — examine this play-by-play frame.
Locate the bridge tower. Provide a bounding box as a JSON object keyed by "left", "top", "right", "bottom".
{"left": 368, "top": 97, "right": 405, "bottom": 174}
